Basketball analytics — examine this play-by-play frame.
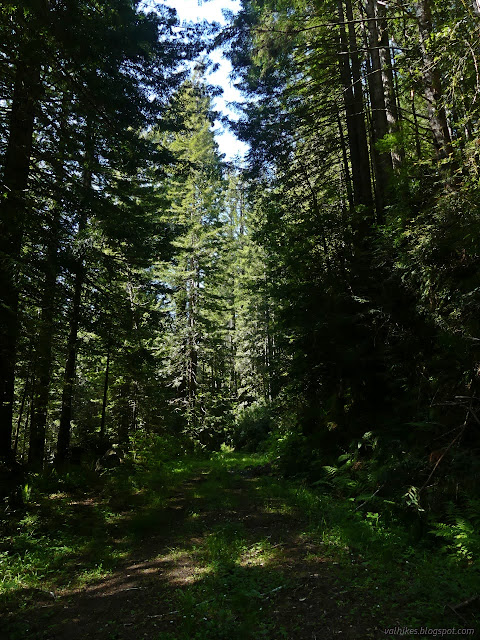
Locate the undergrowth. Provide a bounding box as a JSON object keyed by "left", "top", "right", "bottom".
{"left": 0, "top": 436, "right": 205, "bottom": 603}
{"left": 262, "top": 477, "right": 480, "bottom": 628}
{"left": 1, "top": 443, "right": 479, "bottom": 638}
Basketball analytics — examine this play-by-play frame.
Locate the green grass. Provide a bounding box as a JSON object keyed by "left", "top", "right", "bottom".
{"left": 0, "top": 453, "right": 201, "bottom": 601}
{"left": 157, "top": 526, "right": 287, "bottom": 640}
{"left": 0, "top": 447, "right": 266, "bottom": 603}
{"left": 2, "top": 446, "right": 479, "bottom": 639}
{"left": 247, "top": 474, "right": 480, "bottom": 629}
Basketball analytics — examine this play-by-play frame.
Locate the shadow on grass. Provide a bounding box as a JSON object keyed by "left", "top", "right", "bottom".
{"left": 0, "top": 457, "right": 334, "bottom": 640}
{"left": 2, "top": 505, "right": 333, "bottom": 640}
{"left": 0, "top": 461, "right": 206, "bottom": 604}
{"left": 2, "top": 452, "right": 480, "bottom": 640}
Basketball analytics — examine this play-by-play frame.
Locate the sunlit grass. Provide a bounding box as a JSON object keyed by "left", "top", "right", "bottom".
{"left": 239, "top": 540, "right": 278, "bottom": 567}
{"left": 76, "top": 563, "right": 111, "bottom": 586}
{"left": 2, "top": 446, "right": 480, "bottom": 637}
{"left": 0, "top": 448, "right": 214, "bottom": 605}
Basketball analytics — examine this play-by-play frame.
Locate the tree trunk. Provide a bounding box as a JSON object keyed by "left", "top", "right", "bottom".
{"left": 337, "top": 0, "right": 373, "bottom": 215}
{"left": 56, "top": 131, "right": 93, "bottom": 464}
{"left": 56, "top": 258, "right": 84, "bottom": 464}
{"left": 100, "top": 335, "right": 111, "bottom": 441}
{"left": 265, "top": 300, "right": 273, "bottom": 403}
{"left": 336, "top": 109, "right": 354, "bottom": 212}
{"left": 415, "top": 0, "right": 453, "bottom": 161}
{"left": 188, "top": 335, "right": 198, "bottom": 406}
{"left": 186, "top": 256, "right": 198, "bottom": 410}
{"left": 118, "top": 382, "right": 132, "bottom": 445}
{"left": 411, "top": 89, "right": 422, "bottom": 160}
{"left": 363, "top": 0, "right": 393, "bottom": 220}
{"left": 13, "top": 365, "right": 32, "bottom": 458}
{"left": 28, "top": 212, "right": 61, "bottom": 467}
{"left": 0, "top": 54, "right": 41, "bottom": 460}
{"left": 378, "top": 15, "right": 404, "bottom": 168}
{"left": 363, "top": 0, "right": 404, "bottom": 168}
{"left": 29, "top": 96, "right": 69, "bottom": 467}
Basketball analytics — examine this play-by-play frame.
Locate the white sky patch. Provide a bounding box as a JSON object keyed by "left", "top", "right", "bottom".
{"left": 161, "top": 0, "right": 249, "bottom": 160}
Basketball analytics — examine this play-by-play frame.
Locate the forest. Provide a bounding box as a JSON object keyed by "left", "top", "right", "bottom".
{"left": 1, "top": 0, "right": 480, "bottom": 638}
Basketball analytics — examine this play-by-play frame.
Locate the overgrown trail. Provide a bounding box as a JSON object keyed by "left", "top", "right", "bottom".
{"left": 2, "top": 454, "right": 478, "bottom": 639}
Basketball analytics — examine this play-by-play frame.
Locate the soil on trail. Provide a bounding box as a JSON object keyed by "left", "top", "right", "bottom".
{"left": 2, "top": 464, "right": 391, "bottom": 640}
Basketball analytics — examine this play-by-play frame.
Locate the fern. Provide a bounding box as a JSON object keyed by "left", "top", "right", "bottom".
{"left": 431, "top": 503, "right": 480, "bottom": 561}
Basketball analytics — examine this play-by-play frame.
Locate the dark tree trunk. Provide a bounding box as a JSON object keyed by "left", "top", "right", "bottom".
{"left": 411, "top": 89, "right": 423, "bottom": 160}
{"left": 0, "top": 54, "right": 41, "bottom": 461}
{"left": 118, "top": 382, "right": 132, "bottom": 445}
{"left": 336, "top": 109, "right": 354, "bottom": 212}
{"left": 13, "top": 365, "right": 32, "bottom": 458}
{"left": 186, "top": 261, "right": 198, "bottom": 410}
{"left": 345, "top": 0, "right": 373, "bottom": 211}
{"left": 265, "top": 301, "right": 273, "bottom": 403}
{"left": 376, "top": 4, "right": 404, "bottom": 168}
{"left": 188, "top": 337, "right": 198, "bottom": 406}
{"left": 100, "top": 336, "right": 111, "bottom": 441}
{"left": 337, "top": 0, "right": 373, "bottom": 215}
{"left": 56, "top": 259, "right": 84, "bottom": 464}
{"left": 28, "top": 96, "right": 69, "bottom": 467}
{"left": 415, "top": 0, "right": 453, "bottom": 160}
{"left": 230, "top": 309, "right": 237, "bottom": 396}
{"left": 363, "top": 0, "right": 393, "bottom": 221}
{"left": 56, "top": 131, "right": 93, "bottom": 464}
{"left": 28, "top": 213, "right": 61, "bottom": 467}
{"left": 21, "top": 369, "right": 37, "bottom": 463}
{"left": 360, "top": 0, "right": 404, "bottom": 167}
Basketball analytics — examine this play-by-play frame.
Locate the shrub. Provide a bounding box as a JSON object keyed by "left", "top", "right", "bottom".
{"left": 230, "top": 402, "right": 274, "bottom": 451}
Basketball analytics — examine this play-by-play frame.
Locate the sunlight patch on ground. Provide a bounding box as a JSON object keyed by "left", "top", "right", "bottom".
{"left": 238, "top": 541, "right": 280, "bottom": 568}
{"left": 158, "top": 550, "right": 209, "bottom": 585}
{"left": 261, "top": 500, "right": 295, "bottom": 516}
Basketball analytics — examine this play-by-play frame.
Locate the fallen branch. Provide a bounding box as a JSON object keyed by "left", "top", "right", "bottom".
{"left": 419, "top": 426, "right": 465, "bottom": 494}
{"left": 451, "top": 594, "right": 479, "bottom": 610}
{"left": 354, "top": 485, "right": 384, "bottom": 511}
{"left": 259, "top": 585, "right": 283, "bottom": 597}
{"left": 147, "top": 586, "right": 284, "bottom": 620}
{"left": 448, "top": 603, "right": 467, "bottom": 624}
{"left": 420, "top": 402, "right": 472, "bottom": 494}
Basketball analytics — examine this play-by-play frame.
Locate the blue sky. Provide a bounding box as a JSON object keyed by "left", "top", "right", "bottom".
{"left": 144, "top": 0, "right": 249, "bottom": 160}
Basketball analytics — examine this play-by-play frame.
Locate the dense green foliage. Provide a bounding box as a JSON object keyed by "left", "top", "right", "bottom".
{"left": 220, "top": 0, "right": 480, "bottom": 546}
{"left": 2, "top": 450, "right": 479, "bottom": 638}
{"left": 2, "top": 2, "right": 480, "bottom": 631}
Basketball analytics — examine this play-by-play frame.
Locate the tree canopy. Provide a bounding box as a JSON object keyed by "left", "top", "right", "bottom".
{"left": 2, "top": 0, "right": 480, "bottom": 588}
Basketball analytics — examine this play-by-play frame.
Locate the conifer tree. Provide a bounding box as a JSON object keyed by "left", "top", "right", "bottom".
{"left": 1, "top": 0, "right": 198, "bottom": 464}
{"left": 156, "top": 78, "right": 228, "bottom": 439}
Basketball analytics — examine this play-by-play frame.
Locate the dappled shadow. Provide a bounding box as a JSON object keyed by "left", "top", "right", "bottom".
{"left": 3, "top": 531, "right": 346, "bottom": 640}
{"left": 1, "top": 468, "right": 396, "bottom": 640}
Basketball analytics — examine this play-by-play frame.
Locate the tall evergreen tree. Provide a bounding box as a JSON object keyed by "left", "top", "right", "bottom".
{"left": 156, "top": 79, "right": 228, "bottom": 439}
{"left": 1, "top": 0, "right": 199, "bottom": 464}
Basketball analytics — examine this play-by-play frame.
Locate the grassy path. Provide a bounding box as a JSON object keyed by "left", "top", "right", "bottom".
{"left": 1, "top": 452, "right": 479, "bottom": 639}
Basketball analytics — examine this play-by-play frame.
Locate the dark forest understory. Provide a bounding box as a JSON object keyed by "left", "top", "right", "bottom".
{"left": 2, "top": 452, "right": 480, "bottom": 639}
{"left": 1, "top": 1, "right": 480, "bottom": 637}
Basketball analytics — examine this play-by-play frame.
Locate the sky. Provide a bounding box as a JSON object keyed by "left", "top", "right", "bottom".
{"left": 146, "top": 0, "right": 249, "bottom": 161}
